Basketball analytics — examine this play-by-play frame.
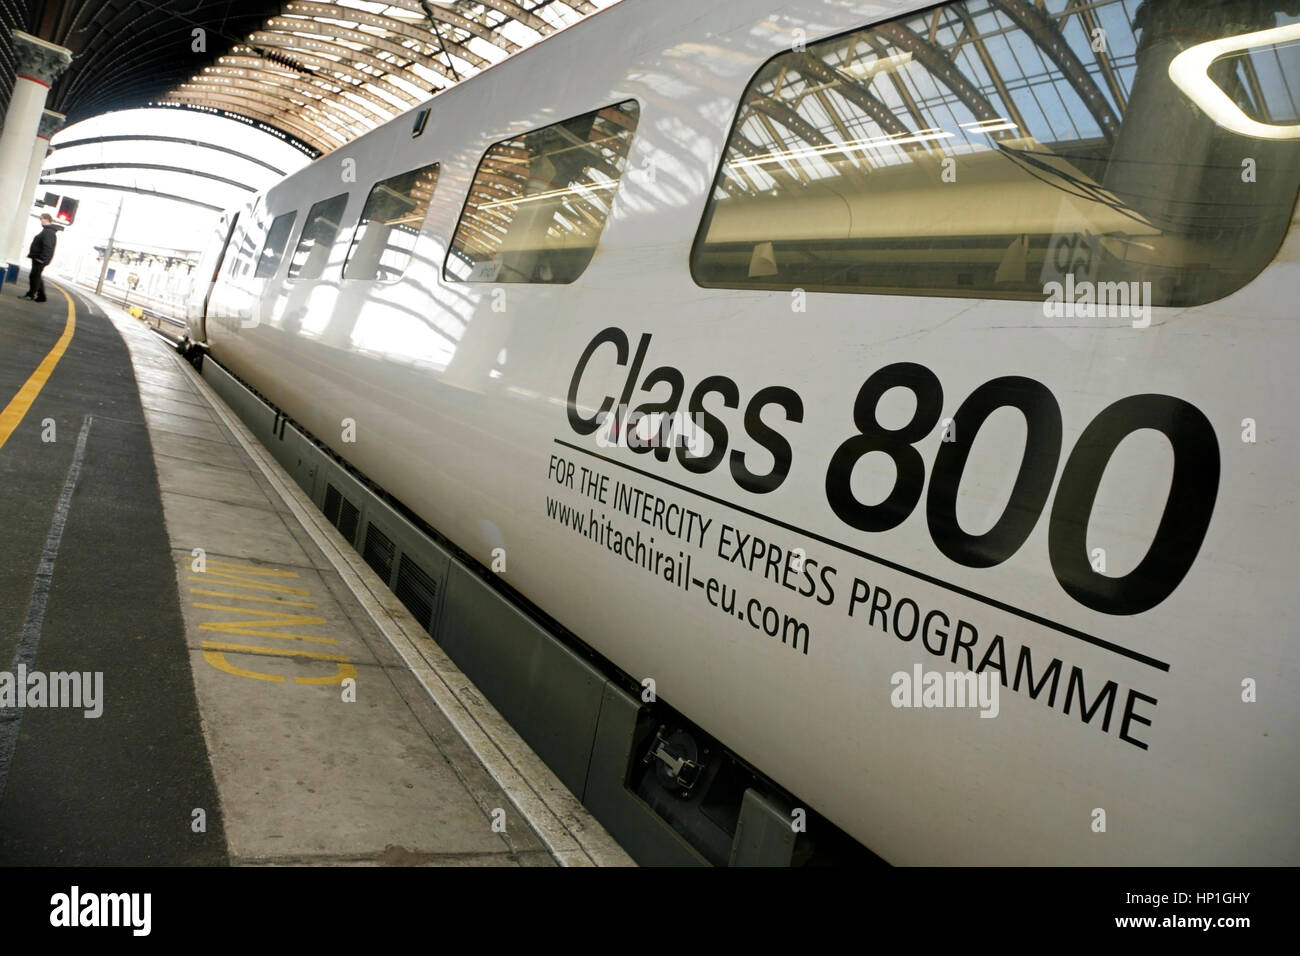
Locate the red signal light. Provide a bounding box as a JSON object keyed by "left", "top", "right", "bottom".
{"left": 56, "top": 196, "right": 78, "bottom": 225}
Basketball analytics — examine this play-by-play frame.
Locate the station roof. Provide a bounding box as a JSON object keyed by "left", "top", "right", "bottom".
{"left": 5, "top": 1, "right": 609, "bottom": 157}
{"left": 4, "top": 2, "right": 286, "bottom": 136}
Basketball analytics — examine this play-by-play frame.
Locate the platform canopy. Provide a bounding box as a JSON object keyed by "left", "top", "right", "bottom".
{"left": 2, "top": 1, "right": 609, "bottom": 157}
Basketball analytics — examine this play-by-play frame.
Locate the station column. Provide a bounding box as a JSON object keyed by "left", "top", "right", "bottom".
{"left": 0, "top": 30, "right": 72, "bottom": 284}
{"left": 2, "top": 109, "right": 65, "bottom": 271}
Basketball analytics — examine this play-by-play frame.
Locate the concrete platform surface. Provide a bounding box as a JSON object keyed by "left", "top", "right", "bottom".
{"left": 0, "top": 271, "right": 632, "bottom": 867}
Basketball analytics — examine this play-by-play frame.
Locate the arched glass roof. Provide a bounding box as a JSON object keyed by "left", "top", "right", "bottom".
{"left": 157, "top": 0, "right": 617, "bottom": 155}
{"left": 2, "top": 1, "right": 618, "bottom": 158}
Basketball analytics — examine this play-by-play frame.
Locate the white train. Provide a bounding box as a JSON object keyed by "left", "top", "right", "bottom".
{"left": 185, "top": 0, "right": 1300, "bottom": 864}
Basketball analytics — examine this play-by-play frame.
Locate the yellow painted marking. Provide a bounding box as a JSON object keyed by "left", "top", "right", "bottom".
{"left": 198, "top": 628, "right": 337, "bottom": 644}
{"left": 194, "top": 602, "right": 336, "bottom": 644}
{"left": 201, "top": 644, "right": 357, "bottom": 685}
{"left": 188, "top": 572, "right": 310, "bottom": 597}
{"left": 201, "top": 631, "right": 336, "bottom": 645}
{"left": 201, "top": 651, "right": 286, "bottom": 683}
{"left": 189, "top": 587, "right": 318, "bottom": 608}
{"left": 200, "top": 641, "right": 349, "bottom": 661}
{"left": 193, "top": 602, "right": 329, "bottom": 624}
{"left": 203, "top": 560, "right": 302, "bottom": 578}
{"left": 0, "top": 285, "right": 75, "bottom": 451}
{"left": 293, "top": 666, "right": 358, "bottom": 686}
{"left": 191, "top": 562, "right": 355, "bottom": 684}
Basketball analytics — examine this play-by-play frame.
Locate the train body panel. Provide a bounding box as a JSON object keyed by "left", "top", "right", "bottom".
{"left": 193, "top": 0, "right": 1300, "bottom": 863}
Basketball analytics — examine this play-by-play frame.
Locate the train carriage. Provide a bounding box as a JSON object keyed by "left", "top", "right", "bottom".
{"left": 185, "top": 0, "right": 1300, "bottom": 865}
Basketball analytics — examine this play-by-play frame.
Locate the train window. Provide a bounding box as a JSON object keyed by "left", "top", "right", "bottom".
{"left": 343, "top": 163, "right": 439, "bottom": 281}
{"left": 254, "top": 211, "right": 297, "bottom": 279}
{"left": 444, "top": 100, "right": 640, "bottom": 283}
{"left": 226, "top": 207, "right": 257, "bottom": 280}
{"left": 225, "top": 223, "right": 245, "bottom": 279}
{"left": 208, "top": 212, "right": 239, "bottom": 284}
{"left": 691, "top": 3, "right": 1300, "bottom": 307}
{"left": 288, "top": 193, "right": 349, "bottom": 280}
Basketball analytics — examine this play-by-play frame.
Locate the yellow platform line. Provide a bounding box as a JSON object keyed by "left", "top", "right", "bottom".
{"left": 0, "top": 285, "right": 75, "bottom": 451}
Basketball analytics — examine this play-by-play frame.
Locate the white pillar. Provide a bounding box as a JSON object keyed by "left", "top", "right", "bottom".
{"left": 3, "top": 109, "right": 63, "bottom": 266}
{"left": 0, "top": 31, "right": 72, "bottom": 272}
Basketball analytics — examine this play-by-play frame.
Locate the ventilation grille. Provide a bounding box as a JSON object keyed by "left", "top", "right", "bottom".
{"left": 338, "top": 499, "right": 360, "bottom": 545}
{"left": 395, "top": 554, "right": 439, "bottom": 633}
{"left": 323, "top": 483, "right": 342, "bottom": 526}
{"left": 363, "top": 523, "right": 395, "bottom": 584}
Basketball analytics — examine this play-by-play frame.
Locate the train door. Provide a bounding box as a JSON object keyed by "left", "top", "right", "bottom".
{"left": 192, "top": 210, "right": 240, "bottom": 345}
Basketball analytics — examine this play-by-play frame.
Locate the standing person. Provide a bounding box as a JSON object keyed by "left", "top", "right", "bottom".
{"left": 23, "top": 213, "right": 58, "bottom": 302}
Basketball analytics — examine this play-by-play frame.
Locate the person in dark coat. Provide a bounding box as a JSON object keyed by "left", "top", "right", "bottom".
{"left": 23, "top": 214, "right": 58, "bottom": 302}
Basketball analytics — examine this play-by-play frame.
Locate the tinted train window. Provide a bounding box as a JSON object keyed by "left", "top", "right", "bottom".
{"left": 255, "top": 211, "right": 297, "bottom": 279}
{"left": 343, "top": 163, "right": 439, "bottom": 281}
{"left": 691, "top": 2, "right": 1300, "bottom": 307}
{"left": 444, "top": 100, "right": 639, "bottom": 283}
{"left": 288, "top": 193, "right": 348, "bottom": 280}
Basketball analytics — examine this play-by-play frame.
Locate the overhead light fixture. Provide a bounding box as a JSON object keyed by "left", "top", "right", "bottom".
{"left": 478, "top": 181, "right": 617, "bottom": 210}
{"left": 961, "top": 118, "right": 1018, "bottom": 134}
{"left": 728, "top": 128, "right": 954, "bottom": 169}
{"left": 1168, "top": 22, "right": 1300, "bottom": 140}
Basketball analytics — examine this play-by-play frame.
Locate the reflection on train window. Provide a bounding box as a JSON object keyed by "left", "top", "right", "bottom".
{"left": 210, "top": 212, "right": 239, "bottom": 283}
{"left": 227, "top": 205, "right": 258, "bottom": 279}
{"left": 343, "top": 163, "right": 439, "bottom": 281}
{"left": 226, "top": 224, "right": 246, "bottom": 278}
{"left": 691, "top": 2, "right": 1300, "bottom": 306}
{"left": 1216, "top": 41, "right": 1300, "bottom": 125}
{"left": 288, "top": 193, "right": 348, "bottom": 280}
{"left": 255, "top": 211, "right": 297, "bottom": 279}
{"left": 444, "top": 100, "right": 640, "bottom": 283}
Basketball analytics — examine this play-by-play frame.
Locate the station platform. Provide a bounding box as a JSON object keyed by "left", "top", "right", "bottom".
{"left": 0, "top": 270, "right": 632, "bottom": 867}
